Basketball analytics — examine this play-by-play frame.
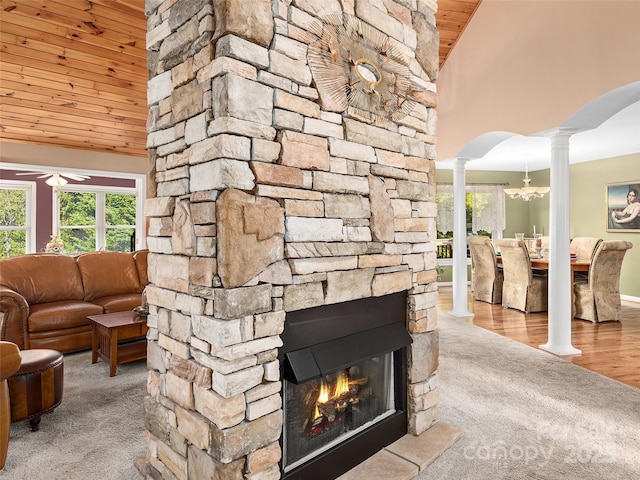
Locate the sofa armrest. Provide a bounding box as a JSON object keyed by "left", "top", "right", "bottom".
{"left": 0, "top": 287, "right": 29, "bottom": 350}
{"left": 133, "top": 249, "right": 149, "bottom": 290}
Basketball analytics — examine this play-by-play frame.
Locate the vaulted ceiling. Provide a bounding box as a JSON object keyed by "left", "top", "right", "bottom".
{"left": 0, "top": 0, "right": 147, "bottom": 157}
{"left": 436, "top": 0, "right": 482, "bottom": 68}
{"left": 0, "top": 1, "right": 479, "bottom": 159}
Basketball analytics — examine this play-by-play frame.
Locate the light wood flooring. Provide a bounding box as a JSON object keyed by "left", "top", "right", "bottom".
{"left": 437, "top": 286, "right": 640, "bottom": 389}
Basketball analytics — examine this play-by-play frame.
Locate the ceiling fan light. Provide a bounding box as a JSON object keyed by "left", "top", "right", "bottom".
{"left": 46, "top": 174, "right": 68, "bottom": 187}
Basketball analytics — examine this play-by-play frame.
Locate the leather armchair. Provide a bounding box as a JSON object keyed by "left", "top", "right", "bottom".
{"left": 0, "top": 340, "right": 21, "bottom": 469}
{"left": 467, "top": 236, "right": 503, "bottom": 304}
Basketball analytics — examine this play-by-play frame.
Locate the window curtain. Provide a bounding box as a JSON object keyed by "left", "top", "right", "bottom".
{"left": 435, "top": 184, "right": 454, "bottom": 233}
{"left": 436, "top": 184, "right": 506, "bottom": 235}
{"left": 469, "top": 184, "right": 506, "bottom": 234}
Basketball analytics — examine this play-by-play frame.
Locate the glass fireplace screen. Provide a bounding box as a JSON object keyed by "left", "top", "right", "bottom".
{"left": 283, "top": 351, "right": 395, "bottom": 473}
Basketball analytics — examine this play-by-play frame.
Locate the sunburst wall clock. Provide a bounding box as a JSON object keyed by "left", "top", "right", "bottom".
{"left": 307, "top": 13, "right": 422, "bottom": 126}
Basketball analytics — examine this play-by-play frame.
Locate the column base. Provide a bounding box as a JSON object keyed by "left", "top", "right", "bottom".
{"left": 447, "top": 310, "right": 474, "bottom": 318}
{"left": 539, "top": 343, "right": 581, "bottom": 356}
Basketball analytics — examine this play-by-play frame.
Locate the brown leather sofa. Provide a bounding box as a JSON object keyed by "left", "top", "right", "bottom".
{"left": 0, "top": 250, "right": 148, "bottom": 353}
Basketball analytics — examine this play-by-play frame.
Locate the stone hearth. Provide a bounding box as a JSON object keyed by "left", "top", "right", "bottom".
{"left": 142, "top": 0, "right": 440, "bottom": 478}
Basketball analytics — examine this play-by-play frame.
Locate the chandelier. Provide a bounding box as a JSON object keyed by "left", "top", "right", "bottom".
{"left": 503, "top": 161, "right": 550, "bottom": 201}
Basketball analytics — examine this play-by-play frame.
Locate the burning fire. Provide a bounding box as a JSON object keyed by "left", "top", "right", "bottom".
{"left": 307, "top": 369, "right": 369, "bottom": 436}
{"left": 318, "top": 380, "right": 330, "bottom": 403}
{"left": 335, "top": 371, "right": 350, "bottom": 397}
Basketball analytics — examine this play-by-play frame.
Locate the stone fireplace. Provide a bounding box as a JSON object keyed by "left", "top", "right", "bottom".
{"left": 143, "top": 0, "right": 440, "bottom": 479}
{"left": 280, "top": 292, "right": 410, "bottom": 479}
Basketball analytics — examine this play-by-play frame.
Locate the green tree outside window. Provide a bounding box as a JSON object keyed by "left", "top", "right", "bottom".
{"left": 60, "top": 191, "right": 97, "bottom": 254}
{"left": 106, "top": 193, "right": 137, "bottom": 251}
{"left": 0, "top": 188, "right": 27, "bottom": 258}
{"left": 59, "top": 190, "right": 136, "bottom": 253}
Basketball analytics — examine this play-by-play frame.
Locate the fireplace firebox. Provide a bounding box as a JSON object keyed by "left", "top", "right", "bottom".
{"left": 279, "top": 292, "right": 411, "bottom": 480}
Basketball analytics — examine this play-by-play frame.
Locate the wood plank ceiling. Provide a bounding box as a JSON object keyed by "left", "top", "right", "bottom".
{"left": 0, "top": 0, "right": 479, "bottom": 160}
{"left": 0, "top": 0, "right": 148, "bottom": 157}
{"left": 436, "top": 0, "right": 482, "bottom": 68}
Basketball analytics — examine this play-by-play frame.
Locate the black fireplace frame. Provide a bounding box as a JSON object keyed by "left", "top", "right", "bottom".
{"left": 279, "top": 291, "right": 410, "bottom": 480}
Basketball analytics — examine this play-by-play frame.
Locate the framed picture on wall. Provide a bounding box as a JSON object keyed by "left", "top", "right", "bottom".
{"left": 607, "top": 181, "right": 640, "bottom": 232}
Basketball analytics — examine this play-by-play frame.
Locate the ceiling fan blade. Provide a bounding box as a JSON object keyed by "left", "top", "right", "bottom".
{"left": 63, "top": 173, "right": 90, "bottom": 181}
{"left": 13, "top": 171, "right": 90, "bottom": 181}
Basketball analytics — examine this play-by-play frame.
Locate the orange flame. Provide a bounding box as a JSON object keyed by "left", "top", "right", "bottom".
{"left": 318, "top": 380, "right": 330, "bottom": 404}
{"left": 335, "top": 371, "right": 350, "bottom": 397}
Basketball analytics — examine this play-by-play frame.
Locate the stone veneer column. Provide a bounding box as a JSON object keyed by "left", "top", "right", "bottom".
{"left": 143, "top": 0, "right": 440, "bottom": 478}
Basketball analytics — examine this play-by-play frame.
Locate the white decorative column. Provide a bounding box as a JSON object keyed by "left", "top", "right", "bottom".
{"left": 449, "top": 157, "right": 473, "bottom": 318}
{"left": 540, "top": 130, "right": 580, "bottom": 355}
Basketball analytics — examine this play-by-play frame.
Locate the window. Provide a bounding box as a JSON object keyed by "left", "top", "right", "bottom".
{"left": 55, "top": 185, "right": 139, "bottom": 253}
{"left": 436, "top": 184, "right": 506, "bottom": 241}
{"left": 0, "top": 181, "right": 35, "bottom": 258}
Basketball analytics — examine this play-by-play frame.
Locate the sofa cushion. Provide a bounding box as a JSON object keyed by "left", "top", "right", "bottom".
{"left": 0, "top": 254, "right": 85, "bottom": 305}
{"left": 77, "top": 251, "right": 142, "bottom": 302}
{"left": 28, "top": 301, "right": 103, "bottom": 333}
{"left": 92, "top": 293, "right": 142, "bottom": 314}
{"left": 28, "top": 326, "right": 93, "bottom": 353}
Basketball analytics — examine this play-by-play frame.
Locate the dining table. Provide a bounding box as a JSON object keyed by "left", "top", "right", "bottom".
{"left": 496, "top": 254, "right": 591, "bottom": 272}
{"left": 527, "top": 256, "right": 590, "bottom": 273}
{"left": 496, "top": 254, "right": 591, "bottom": 317}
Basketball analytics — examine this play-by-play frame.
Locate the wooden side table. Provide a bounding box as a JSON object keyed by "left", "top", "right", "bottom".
{"left": 88, "top": 311, "right": 148, "bottom": 377}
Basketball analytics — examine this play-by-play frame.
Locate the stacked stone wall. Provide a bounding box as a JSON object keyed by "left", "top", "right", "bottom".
{"left": 144, "top": 0, "right": 440, "bottom": 478}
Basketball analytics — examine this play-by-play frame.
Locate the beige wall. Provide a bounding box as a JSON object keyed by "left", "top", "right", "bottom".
{"left": 0, "top": 141, "right": 147, "bottom": 175}
{"left": 437, "top": 153, "right": 640, "bottom": 298}
{"left": 437, "top": 0, "right": 640, "bottom": 160}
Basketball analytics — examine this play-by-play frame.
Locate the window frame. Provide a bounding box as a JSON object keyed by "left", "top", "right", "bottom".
{"left": 53, "top": 183, "right": 144, "bottom": 252}
{"left": 0, "top": 179, "right": 36, "bottom": 255}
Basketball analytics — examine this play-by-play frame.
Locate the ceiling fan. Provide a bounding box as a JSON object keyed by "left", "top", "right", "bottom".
{"left": 15, "top": 171, "right": 91, "bottom": 187}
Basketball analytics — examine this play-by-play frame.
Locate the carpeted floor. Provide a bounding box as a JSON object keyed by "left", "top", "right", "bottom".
{"left": 416, "top": 313, "right": 640, "bottom": 480}
{"left": 1, "top": 352, "right": 146, "bottom": 480}
{"left": 2, "top": 312, "right": 639, "bottom": 480}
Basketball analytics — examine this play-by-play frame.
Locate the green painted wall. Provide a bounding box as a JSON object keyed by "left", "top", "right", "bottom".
{"left": 435, "top": 169, "right": 537, "bottom": 236}
{"left": 436, "top": 262, "right": 470, "bottom": 283}
{"left": 570, "top": 153, "right": 639, "bottom": 297}
{"left": 436, "top": 152, "right": 639, "bottom": 298}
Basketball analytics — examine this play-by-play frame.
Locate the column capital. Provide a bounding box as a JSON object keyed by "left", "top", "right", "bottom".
{"left": 545, "top": 128, "right": 578, "bottom": 140}
{"left": 452, "top": 157, "right": 471, "bottom": 166}
{"left": 452, "top": 157, "right": 470, "bottom": 174}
